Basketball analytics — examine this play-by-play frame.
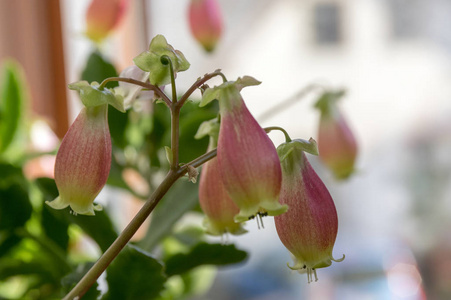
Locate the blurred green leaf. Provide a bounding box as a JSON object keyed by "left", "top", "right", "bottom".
{"left": 41, "top": 201, "right": 70, "bottom": 253}
{"left": 0, "top": 182, "right": 32, "bottom": 231}
{"left": 0, "top": 258, "right": 55, "bottom": 281}
{"left": 0, "top": 60, "right": 25, "bottom": 154}
{"left": 35, "top": 177, "right": 118, "bottom": 252}
{"left": 81, "top": 51, "right": 118, "bottom": 87}
{"left": 103, "top": 244, "right": 166, "bottom": 300}
{"left": 139, "top": 179, "right": 199, "bottom": 251}
{"left": 178, "top": 103, "right": 217, "bottom": 163}
{"left": 61, "top": 262, "right": 100, "bottom": 300}
{"left": 0, "top": 162, "right": 27, "bottom": 188}
{"left": 165, "top": 242, "right": 248, "bottom": 276}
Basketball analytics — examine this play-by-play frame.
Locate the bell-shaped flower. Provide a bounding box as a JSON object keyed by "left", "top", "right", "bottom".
{"left": 315, "top": 90, "right": 357, "bottom": 179}
{"left": 85, "top": 0, "right": 129, "bottom": 43}
{"left": 196, "top": 118, "right": 247, "bottom": 236}
{"left": 188, "top": 0, "right": 223, "bottom": 52}
{"left": 200, "top": 77, "right": 286, "bottom": 223}
{"left": 275, "top": 138, "right": 344, "bottom": 283}
{"left": 46, "top": 104, "right": 111, "bottom": 215}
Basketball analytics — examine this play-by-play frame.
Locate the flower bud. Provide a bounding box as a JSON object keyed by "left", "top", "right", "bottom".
{"left": 315, "top": 91, "right": 357, "bottom": 179}
{"left": 85, "top": 0, "right": 128, "bottom": 43}
{"left": 188, "top": 0, "right": 223, "bottom": 52}
{"left": 215, "top": 82, "right": 286, "bottom": 222}
{"left": 275, "top": 139, "right": 344, "bottom": 283}
{"left": 46, "top": 104, "right": 111, "bottom": 215}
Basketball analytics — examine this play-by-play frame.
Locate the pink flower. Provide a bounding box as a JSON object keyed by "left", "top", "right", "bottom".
{"left": 46, "top": 104, "right": 111, "bottom": 215}
{"left": 216, "top": 83, "right": 286, "bottom": 222}
{"left": 86, "top": 0, "right": 129, "bottom": 43}
{"left": 315, "top": 91, "right": 357, "bottom": 179}
{"left": 199, "top": 156, "right": 247, "bottom": 236}
{"left": 188, "top": 0, "right": 223, "bottom": 52}
{"left": 275, "top": 139, "right": 344, "bottom": 282}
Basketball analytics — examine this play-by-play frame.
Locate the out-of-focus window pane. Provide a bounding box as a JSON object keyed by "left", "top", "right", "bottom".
{"left": 313, "top": 2, "right": 342, "bottom": 45}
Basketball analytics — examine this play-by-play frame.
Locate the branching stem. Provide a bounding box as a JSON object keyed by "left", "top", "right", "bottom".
{"left": 64, "top": 66, "right": 224, "bottom": 300}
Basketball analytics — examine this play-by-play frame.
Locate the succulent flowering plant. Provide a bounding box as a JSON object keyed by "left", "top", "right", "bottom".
{"left": 275, "top": 138, "right": 344, "bottom": 282}
{"left": 315, "top": 90, "right": 358, "bottom": 179}
{"left": 36, "top": 33, "right": 351, "bottom": 299}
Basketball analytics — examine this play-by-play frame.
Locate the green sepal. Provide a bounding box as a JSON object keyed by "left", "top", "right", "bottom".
{"left": 133, "top": 35, "right": 190, "bottom": 86}
{"left": 277, "top": 138, "right": 318, "bottom": 163}
{"left": 68, "top": 81, "right": 125, "bottom": 112}
{"left": 314, "top": 89, "right": 346, "bottom": 115}
{"left": 199, "top": 76, "right": 261, "bottom": 107}
{"left": 194, "top": 117, "right": 220, "bottom": 141}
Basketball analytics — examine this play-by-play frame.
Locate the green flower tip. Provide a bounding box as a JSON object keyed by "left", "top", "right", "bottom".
{"left": 46, "top": 196, "right": 103, "bottom": 216}
{"left": 199, "top": 76, "right": 261, "bottom": 107}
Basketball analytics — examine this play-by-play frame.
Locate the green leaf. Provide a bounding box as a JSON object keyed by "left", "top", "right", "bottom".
{"left": 0, "top": 60, "right": 26, "bottom": 154}
{"left": 140, "top": 180, "right": 199, "bottom": 251}
{"left": 0, "top": 258, "right": 55, "bottom": 281}
{"left": 81, "top": 51, "right": 118, "bottom": 87}
{"left": 35, "top": 178, "right": 118, "bottom": 252}
{"left": 165, "top": 242, "right": 248, "bottom": 276}
{"left": 133, "top": 35, "right": 190, "bottom": 86}
{"left": 41, "top": 200, "right": 70, "bottom": 253}
{"left": 178, "top": 101, "right": 218, "bottom": 163}
{"left": 0, "top": 182, "right": 32, "bottom": 231}
{"left": 104, "top": 245, "right": 166, "bottom": 300}
{"left": 61, "top": 262, "right": 100, "bottom": 300}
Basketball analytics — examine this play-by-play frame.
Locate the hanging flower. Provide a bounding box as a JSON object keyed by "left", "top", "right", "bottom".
{"left": 196, "top": 118, "right": 247, "bottom": 236}
{"left": 275, "top": 138, "right": 344, "bottom": 283}
{"left": 188, "top": 0, "right": 223, "bottom": 52}
{"left": 200, "top": 77, "right": 286, "bottom": 223}
{"left": 85, "top": 0, "right": 129, "bottom": 43}
{"left": 315, "top": 90, "right": 357, "bottom": 179}
{"left": 46, "top": 104, "right": 111, "bottom": 215}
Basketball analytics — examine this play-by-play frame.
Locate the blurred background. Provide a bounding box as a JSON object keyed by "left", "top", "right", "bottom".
{"left": 2, "top": 0, "right": 451, "bottom": 299}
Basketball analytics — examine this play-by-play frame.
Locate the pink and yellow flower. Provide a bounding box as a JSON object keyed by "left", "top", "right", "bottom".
{"left": 86, "top": 0, "right": 129, "bottom": 43}
{"left": 199, "top": 155, "right": 247, "bottom": 236}
{"left": 315, "top": 91, "right": 357, "bottom": 179}
{"left": 275, "top": 139, "right": 344, "bottom": 282}
{"left": 46, "top": 104, "right": 111, "bottom": 215}
{"left": 188, "top": 0, "right": 223, "bottom": 52}
{"left": 213, "top": 81, "right": 286, "bottom": 222}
